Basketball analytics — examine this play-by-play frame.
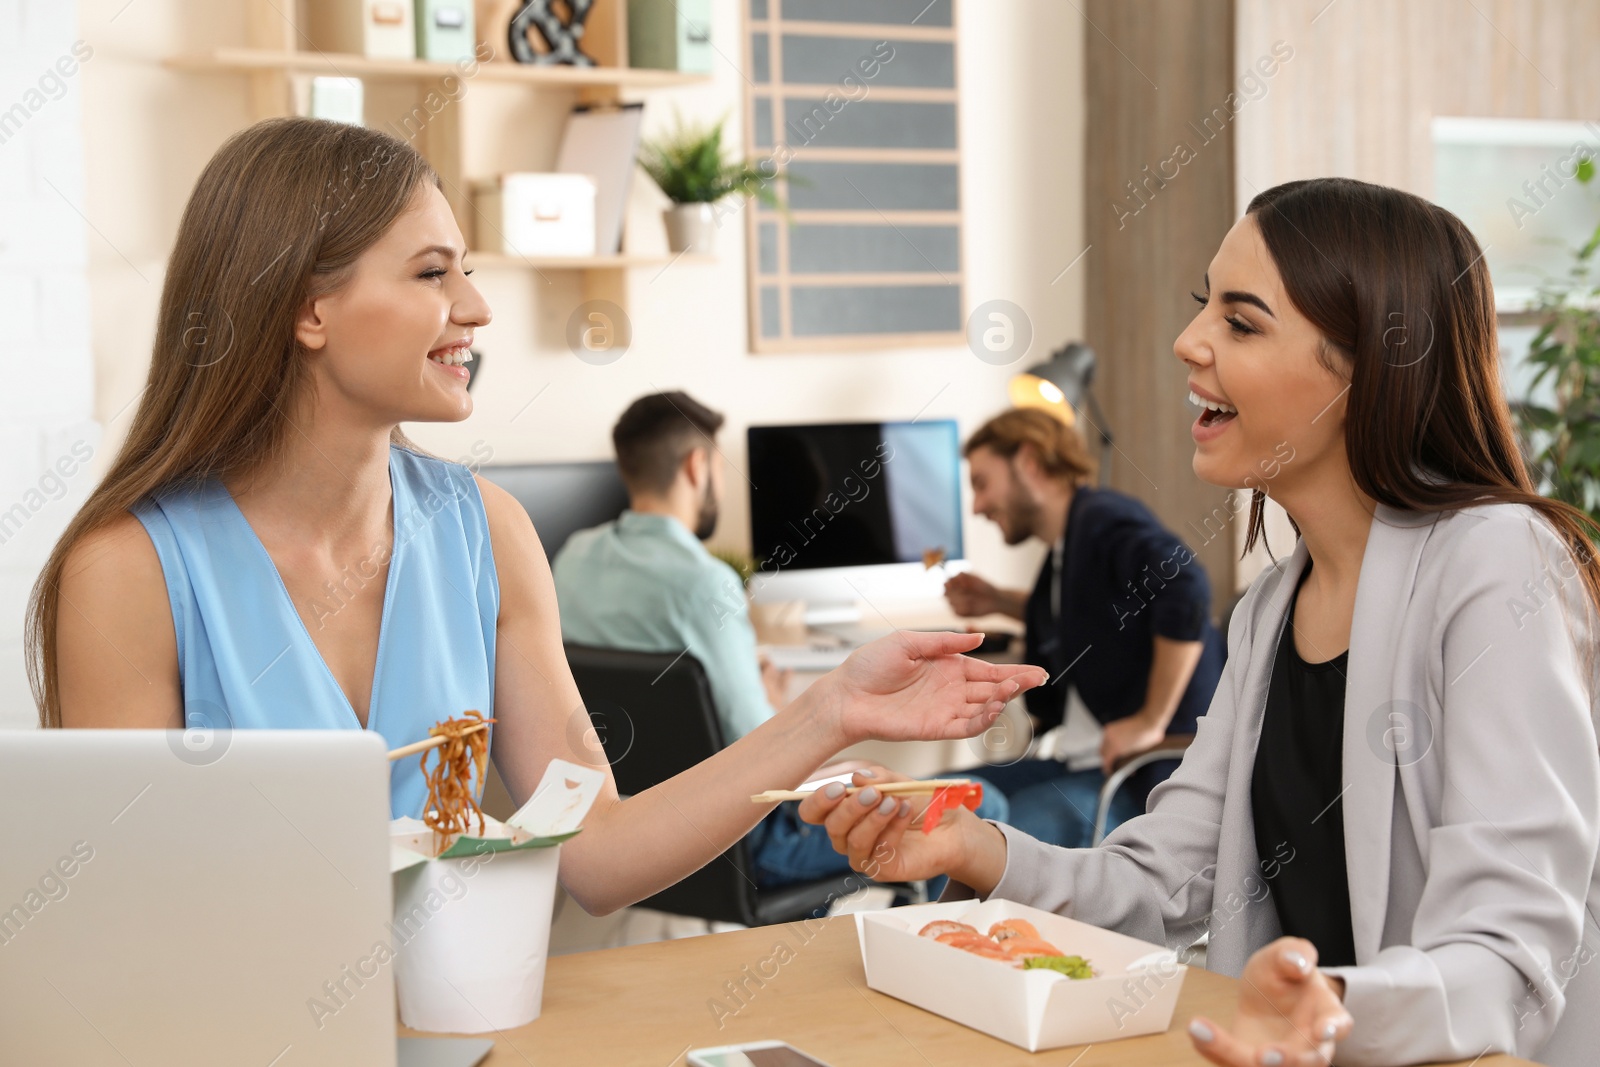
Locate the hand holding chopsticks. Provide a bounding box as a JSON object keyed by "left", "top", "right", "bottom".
{"left": 751, "top": 777, "right": 973, "bottom": 804}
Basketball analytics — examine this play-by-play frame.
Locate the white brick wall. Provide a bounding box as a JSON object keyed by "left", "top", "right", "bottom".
{"left": 0, "top": 0, "right": 99, "bottom": 728}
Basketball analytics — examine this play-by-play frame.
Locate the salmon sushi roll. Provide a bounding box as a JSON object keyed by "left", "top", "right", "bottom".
{"left": 988, "top": 918, "right": 1042, "bottom": 943}
{"left": 918, "top": 920, "right": 978, "bottom": 940}
{"left": 939, "top": 936, "right": 1016, "bottom": 963}
{"left": 999, "top": 936, "right": 1066, "bottom": 959}
{"left": 933, "top": 931, "right": 995, "bottom": 948}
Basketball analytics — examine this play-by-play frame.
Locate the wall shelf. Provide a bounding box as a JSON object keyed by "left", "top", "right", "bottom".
{"left": 167, "top": 0, "right": 717, "bottom": 313}
{"left": 163, "top": 48, "right": 711, "bottom": 92}
{"left": 469, "top": 252, "right": 715, "bottom": 270}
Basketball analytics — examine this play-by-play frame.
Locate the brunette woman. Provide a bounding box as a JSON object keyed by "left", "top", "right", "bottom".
{"left": 801, "top": 178, "right": 1600, "bottom": 1067}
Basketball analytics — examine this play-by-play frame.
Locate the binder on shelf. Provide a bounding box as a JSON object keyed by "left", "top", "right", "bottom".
{"left": 555, "top": 103, "right": 645, "bottom": 256}
{"left": 308, "top": 0, "right": 417, "bottom": 61}
{"left": 416, "top": 0, "right": 476, "bottom": 62}
{"left": 627, "top": 0, "right": 713, "bottom": 74}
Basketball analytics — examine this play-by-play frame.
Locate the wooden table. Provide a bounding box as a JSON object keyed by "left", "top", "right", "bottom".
{"left": 403, "top": 917, "right": 1532, "bottom": 1066}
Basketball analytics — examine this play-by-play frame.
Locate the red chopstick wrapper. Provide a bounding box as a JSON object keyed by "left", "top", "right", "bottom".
{"left": 921, "top": 782, "right": 984, "bottom": 834}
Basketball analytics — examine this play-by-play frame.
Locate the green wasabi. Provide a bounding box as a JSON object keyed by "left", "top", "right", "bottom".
{"left": 1021, "top": 954, "right": 1096, "bottom": 979}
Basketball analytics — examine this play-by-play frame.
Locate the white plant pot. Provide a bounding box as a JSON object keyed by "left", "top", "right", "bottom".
{"left": 664, "top": 202, "right": 716, "bottom": 253}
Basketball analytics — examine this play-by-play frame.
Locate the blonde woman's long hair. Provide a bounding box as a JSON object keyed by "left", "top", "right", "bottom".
{"left": 28, "top": 117, "right": 438, "bottom": 726}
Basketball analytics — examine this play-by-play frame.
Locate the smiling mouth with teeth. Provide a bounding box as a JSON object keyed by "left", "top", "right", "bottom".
{"left": 1189, "top": 390, "right": 1238, "bottom": 427}
{"left": 427, "top": 345, "right": 474, "bottom": 368}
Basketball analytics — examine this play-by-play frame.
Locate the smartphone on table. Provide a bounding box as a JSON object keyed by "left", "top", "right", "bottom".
{"left": 686, "top": 1041, "right": 836, "bottom": 1067}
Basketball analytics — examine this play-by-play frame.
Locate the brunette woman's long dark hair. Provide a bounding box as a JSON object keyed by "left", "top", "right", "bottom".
{"left": 1242, "top": 177, "right": 1600, "bottom": 621}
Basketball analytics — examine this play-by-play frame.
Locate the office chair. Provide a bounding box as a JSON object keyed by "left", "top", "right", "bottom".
{"left": 564, "top": 643, "right": 916, "bottom": 928}
{"left": 1091, "top": 736, "right": 1196, "bottom": 845}
{"left": 1090, "top": 593, "right": 1241, "bottom": 845}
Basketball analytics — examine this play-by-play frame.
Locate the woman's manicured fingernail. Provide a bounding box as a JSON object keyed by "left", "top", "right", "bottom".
{"left": 878, "top": 796, "right": 897, "bottom": 815}
{"left": 1283, "top": 949, "right": 1310, "bottom": 974}
{"left": 898, "top": 800, "right": 911, "bottom": 817}
{"left": 857, "top": 768, "right": 876, "bottom": 777}
{"left": 824, "top": 783, "right": 845, "bottom": 799}
{"left": 1261, "top": 1050, "right": 1284, "bottom": 1066}
{"left": 1321, "top": 1020, "right": 1340, "bottom": 1041}
{"left": 1188, "top": 1020, "right": 1214, "bottom": 1043}
{"left": 858, "top": 787, "right": 880, "bottom": 806}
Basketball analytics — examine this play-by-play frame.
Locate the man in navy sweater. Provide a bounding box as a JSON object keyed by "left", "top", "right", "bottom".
{"left": 945, "top": 408, "right": 1225, "bottom": 848}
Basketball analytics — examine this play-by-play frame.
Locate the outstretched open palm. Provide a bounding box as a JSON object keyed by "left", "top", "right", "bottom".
{"left": 827, "top": 630, "right": 1048, "bottom": 745}
{"left": 1189, "top": 938, "right": 1353, "bottom": 1066}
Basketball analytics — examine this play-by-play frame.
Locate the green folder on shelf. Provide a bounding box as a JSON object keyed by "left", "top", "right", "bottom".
{"left": 628, "top": 0, "right": 713, "bottom": 74}
{"left": 415, "top": 0, "right": 477, "bottom": 63}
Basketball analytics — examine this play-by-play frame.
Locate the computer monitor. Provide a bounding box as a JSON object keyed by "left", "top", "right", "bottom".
{"left": 478, "top": 461, "right": 629, "bottom": 561}
{"left": 746, "top": 419, "right": 967, "bottom": 623}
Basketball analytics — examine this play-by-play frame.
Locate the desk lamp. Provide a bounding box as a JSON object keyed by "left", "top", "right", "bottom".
{"left": 1008, "top": 341, "right": 1113, "bottom": 486}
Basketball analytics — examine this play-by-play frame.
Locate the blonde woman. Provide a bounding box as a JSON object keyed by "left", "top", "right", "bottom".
{"left": 30, "top": 118, "right": 1046, "bottom": 917}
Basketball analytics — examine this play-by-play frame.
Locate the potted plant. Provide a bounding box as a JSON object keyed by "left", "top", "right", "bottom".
{"left": 639, "top": 115, "right": 789, "bottom": 253}
{"left": 1512, "top": 158, "right": 1600, "bottom": 529}
{"left": 707, "top": 545, "right": 756, "bottom": 585}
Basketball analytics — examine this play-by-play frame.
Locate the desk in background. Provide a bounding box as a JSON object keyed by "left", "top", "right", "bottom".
{"left": 407, "top": 916, "right": 1533, "bottom": 1067}
{"left": 756, "top": 601, "right": 1031, "bottom": 778}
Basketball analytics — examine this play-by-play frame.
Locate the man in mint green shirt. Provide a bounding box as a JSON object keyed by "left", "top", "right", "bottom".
{"left": 553, "top": 392, "right": 1007, "bottom": 890}
{"left": 556, "top": 508, "right": 781, "bottom": 739}
{"left": 553, "top": 393, "right": 786, "bottom": 741}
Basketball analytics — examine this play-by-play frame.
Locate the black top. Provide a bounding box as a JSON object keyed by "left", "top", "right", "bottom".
{"left": 1023, "top": 486, "right": 1225, "bottom": 736}
{"left": 1250, "top": 565, "right": 1356, "bottom": 967}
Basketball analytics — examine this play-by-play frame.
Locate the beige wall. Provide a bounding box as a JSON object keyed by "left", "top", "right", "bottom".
{"left": 1231, "top": 0, "right": 1600, "bottom": 582}
{"left": 1236, "top": 0, "right": 1600, "bottom": 203}
{"left": 77, "top": 0, "right": 1087, "bottom": 596}
{"left": 0, "top": 0, "right": 96, "bottom": 725}
{"left": 76, "top": 0, "right": 1596, "bottom": 624}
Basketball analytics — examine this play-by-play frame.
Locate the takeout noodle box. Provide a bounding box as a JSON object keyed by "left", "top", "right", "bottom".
{"left": 387, "top": 759, "right": 601, "bottom": 1034}
{"left": 855, "top": 899, "right": 1186, "bottom": 1051}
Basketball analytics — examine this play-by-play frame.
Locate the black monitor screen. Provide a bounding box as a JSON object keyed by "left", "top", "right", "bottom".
{"left": 478, "top": 461, "right": 629, "bottom": 561}
{"left": 747, "top": 420, "right": 963, "bottom": 571}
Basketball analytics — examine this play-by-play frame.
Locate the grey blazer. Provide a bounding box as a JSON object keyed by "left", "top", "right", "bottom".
{"left": 947, "top": 502, "right": 1600, "bottom": 1066}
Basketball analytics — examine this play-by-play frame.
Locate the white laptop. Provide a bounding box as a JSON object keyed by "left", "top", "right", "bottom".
{"left": 0, "top": 730, "right": 493, "bottom": 1067}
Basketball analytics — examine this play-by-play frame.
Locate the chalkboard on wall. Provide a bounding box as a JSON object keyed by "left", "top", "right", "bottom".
{"left": 741, "top": 0, "right": 964, "bottom": 352}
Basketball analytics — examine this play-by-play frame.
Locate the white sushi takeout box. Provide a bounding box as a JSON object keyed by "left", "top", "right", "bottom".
{"left": 388, "top": 758, "right": 603, "bottom": 1034}
{"left": 856, "top": 898, "right": 1187, "bottom": 1052}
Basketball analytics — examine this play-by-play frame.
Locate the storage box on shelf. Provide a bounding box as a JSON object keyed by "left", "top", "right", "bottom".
{"left": 164, "top": 0, "right": 715, "bottom": 309}
{"left": 475, "top": 173, "right": 600, "bottom": 258}
{"left": 627, "top": 0, "right": 714, "bottom": 74}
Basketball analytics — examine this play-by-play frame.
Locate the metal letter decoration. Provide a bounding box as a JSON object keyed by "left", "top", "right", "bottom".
{"left": 508, "top": 0, "right": 598, "bottom": 66}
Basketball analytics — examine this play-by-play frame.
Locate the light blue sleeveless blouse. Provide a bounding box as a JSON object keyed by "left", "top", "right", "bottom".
{"left": 132, "top": 446, "right": 499, "bottom": 819}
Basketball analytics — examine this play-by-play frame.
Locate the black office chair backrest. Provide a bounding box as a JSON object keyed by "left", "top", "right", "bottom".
{"left": 563, "top": 643, "right": 759, "bottom": 924}
{"left": 563, "top": 643, "right": 725, "bottom": 798}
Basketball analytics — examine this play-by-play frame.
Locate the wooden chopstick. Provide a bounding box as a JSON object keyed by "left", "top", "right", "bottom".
{"left": 751, "top": 778, "right": 973, "bottom": 804}
{"left": 386, "top": 721, "right": 490, "bottom": 762}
